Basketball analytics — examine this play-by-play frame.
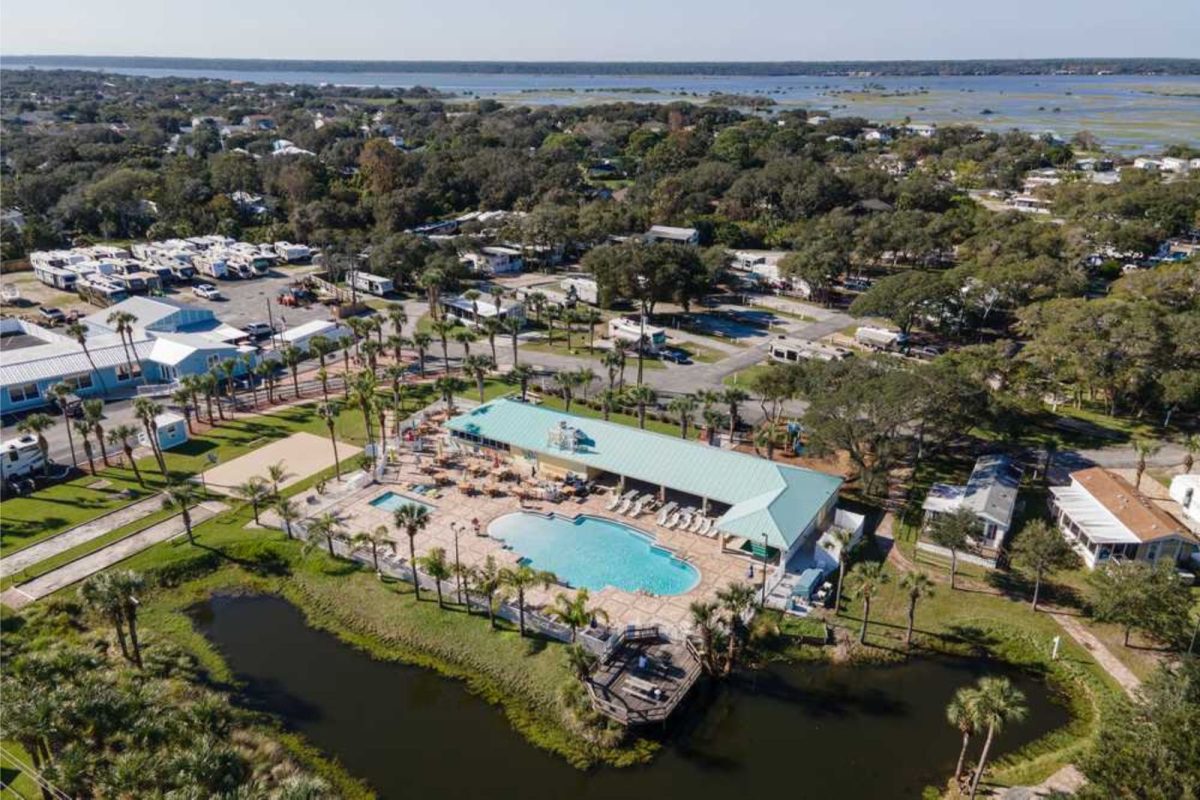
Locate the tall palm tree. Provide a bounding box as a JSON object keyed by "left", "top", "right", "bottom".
{"left": 721, "top": 387, "right": 749, "bottom": 438}
{"left": 701, "top": 407, "right": 727, "bottom": 445}
{"left": 489, "top": 285, "right": 505, "bottom": 317}
{"left": 418, "top": 268, "right": 444, "bottom": 320}
{"left": 280, "top": 345, "right": 303, "bottom": 399}
{"left": 80, "top": 572, "right": 130, "bottom": 662}
{"left": 667, "top": 394, "right": 697, "bottom": 439}
{"left": 434, "top": 375, "right": 465, "bottom": 414}
{"left": 527, "top": 291, "right": 546, "bottom": 325}
{"left": 553, "top": 369, "right": 581, "bottom": 412}
{"left": 463, "top": 355, "right": 493, "bottom": 404}
{"left": 1132, "top": 438, "right": 1162, "bottom": 490}
{"left": 82, "top": 398, "right": 109, "bottom": 467}
{"left": 17, "top": 412, "right": 55, "bottom": 478}
{"left": 967, "top": 677, "right": 1028, "bottom": 800}
{"left": 499, "top": 563, "right": 556, "bottom": 637}
{"left": 544, "top": 305, "right": 560, "bottom": 346}
{"left": 480, "top": 316, "right": 502, "bottom": 364}
{"left": 947, "top": 687, "right": 983, "bottom": 786}
{"left": 822, "top": 528, "right": 859, "bottom": 615}
{"left": 581, "top": 309, "right": 602, "bottom": 353}
{"left": 74, "top": 419, "right": 96, "bottom": 474}
{"left": 716, "top": 582, "right": 757, "bottom": 674}
{"left": 393, "top": 503, "right": 431, "bottom": 601}
{"left": 107, "top": 569, "right": 146, "bottom": 668}
{"left": 688, "top": 600, "right": 720, "bottom": 675}
{"left": 348, "top": 371, "right": 378, "bottom": 444}
{"left": 625, "top": 384, "right": 656, "bottom": 429}
{"left": 65, "top": 321, "right": 108, "bottom": 393}
{"left": 362, "top": 338, "right": 383, "bottom": 373}
{"left": 317, "top": 402, "right": 343, "bottom": 481}
{"left": 850, "top": 561, "right": 889, "bottom": 644}
{"left": 386, "top": 333, "right": 408, "bottom": 368}
{"left": 451, "top": 327, "right": 477, "bottom": 361}
{"left": 254, "top": 362, "right": 276, "bottom": 405}
{"left": 218, "top": 358, "right": 239, "bottom": 409}
{"left": 510, "top": 364, "right": 535, "bottom": 402}
{"left": 899, "top": 571, "right": 935, "bottom": 648}
{"left": 233, "top": 477, "right": 270, "bottom": 524}
{"left": 418, "top": 547, "right": 453, "bottom": 608}
{"left": 195, "top": 372, "right": 220, "bottom": 422}
{"left": 412, "top": 331, "right": 432, "bottom": 377}
{"left": 602, "top": 348, "right": 624, "bottom": 391}
{"left": 274, "top": 497, "right": 301, "bottom": 540}
{"left": 1181, "top": 433, "right": 1199, "bottom": 474}
{"left": 504, "top": 315, "right": 523, "bottom": 365}
{"left": 386, "top": 302, "right": 407, "bottom": 337}
{"left": 548, "top": 588, "right": 609, "bottom": 641}
{"left": 47, "top": 383, "right": 79, "bottom": 469}
{"left": 106, "top": 309, "right": 138, "bottom": 377}
{"left": 598, "top": 387, "right": 621, "bottom": 421}
{"left": 133, "top": 396, "right": 169, "bottom": 478}
{"left": 307, "top": 511, "right": 344, "bottom": 558}
{"left": 172, "top": 385, "right": 196, "bottom": 434}
{"left": 107, "top": 424, "right": 143, "bottom": 485}
{"left": 353, "top": 525, "right": 392, "bottom": 573}
{"left": 575, "top": 367, "right": 596, "bottom": 402}
{"left": 431, "top": 319, "right": 455, "bottom": 370}
{"left": 162, "top": 480, "right": 201, "bottom": 544}
{"left": 472, "top": 555, "right": 503, "bottom": 629}
{"left": 265, "top": 460, "right": 291, "bottom": 497}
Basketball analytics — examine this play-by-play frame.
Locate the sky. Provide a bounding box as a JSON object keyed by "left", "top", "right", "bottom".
{"left": 2, "top": 0, "right": 1198, "bottom": 62}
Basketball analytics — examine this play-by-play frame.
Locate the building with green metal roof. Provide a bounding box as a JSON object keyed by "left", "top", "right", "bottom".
{"left": 445, "top": 398, "right": 843, "bottom": 557}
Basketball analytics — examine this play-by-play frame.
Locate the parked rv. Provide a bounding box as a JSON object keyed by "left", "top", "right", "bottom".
{"left": 769, "top": 338, "right": 852, "bottom": 363}
{"left": 854, "top": 326, "right": 908, "bottom": 351}
{"left": 350, "top": 271, "right": 394, "bottom": 296}
{"left": 1, "top": 434, "right": 47, "bottom": 482}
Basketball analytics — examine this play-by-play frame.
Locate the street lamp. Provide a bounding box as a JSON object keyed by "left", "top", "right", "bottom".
{"left": 451, "top": 522, "right": 463, "bottom": 606}
{"left": 760, "top": 533, "right": 769, "bottom": 608}
{"left": 636, "top": 273, "right": 648, "bottom": 386}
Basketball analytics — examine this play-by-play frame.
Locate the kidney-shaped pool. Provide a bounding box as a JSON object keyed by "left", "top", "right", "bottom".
{"left": 488, "top": 512, "right": 700, "bottom": 596}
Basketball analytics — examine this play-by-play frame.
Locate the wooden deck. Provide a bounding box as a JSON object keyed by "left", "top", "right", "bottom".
{"left": 585, "top": 628, "right": 703, "bottom": 726}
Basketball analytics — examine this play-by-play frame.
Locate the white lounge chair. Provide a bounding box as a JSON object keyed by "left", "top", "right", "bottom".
{"left": 656, "top": 502, "right": 678, "bottom": 525}
{"left": 630, "top": 494, "right": 651, "bottom": 516}
{"left": 699, "top": 517, "right": 714, "bottom": 536}
{"left": 688, "top": 514, "right": 705, "bottom": 533}
{"left": 607, "top": 489, "right": 635, "bottom": 511}
{"left": 617, "top": 494, "right": 640, "bottom": 515}
{"left": 673, "top": 509, "right": 694, "bottom": 530}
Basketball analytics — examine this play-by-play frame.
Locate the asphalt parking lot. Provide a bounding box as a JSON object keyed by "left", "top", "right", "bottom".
{"left": 169, "top": 265, "right": 335, "bottom": 332}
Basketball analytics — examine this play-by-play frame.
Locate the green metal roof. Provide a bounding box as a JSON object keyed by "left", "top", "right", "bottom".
{"left": 446, "top": 398, "right": 843, "bottom": 550}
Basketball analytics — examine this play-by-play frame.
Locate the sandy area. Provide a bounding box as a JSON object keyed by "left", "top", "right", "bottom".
{"left": 200, "top": 431, "right": 361, "bottom": 495}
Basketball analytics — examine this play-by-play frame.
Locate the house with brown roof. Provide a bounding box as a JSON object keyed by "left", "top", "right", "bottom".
{"left": 1049, "top": 468, "right": 1198, "bottom": 569}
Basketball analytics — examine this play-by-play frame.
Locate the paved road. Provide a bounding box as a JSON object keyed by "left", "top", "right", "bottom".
{"left": 0, "top": 500, "right": 225, "bottom": 609}
{"left": 0, "top": 493, "right": 164, "bottom": 576}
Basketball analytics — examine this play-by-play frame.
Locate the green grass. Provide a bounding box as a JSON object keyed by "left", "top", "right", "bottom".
{"left": 0, "top": 741, "right": 40, "bottom": 800}
{"left": 723, "top": 362, "right": 776, "bottom": 387}
{"left": 748, "top": 303, "right": 817, "bottom": 323}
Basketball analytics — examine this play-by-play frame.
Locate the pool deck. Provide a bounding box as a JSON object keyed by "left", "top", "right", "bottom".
{"left": 275, "top": 448, "right": 761, "bottom": 634}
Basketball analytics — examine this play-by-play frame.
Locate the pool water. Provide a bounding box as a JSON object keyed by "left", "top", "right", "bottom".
{"left": 488, "top": 512, "right": 700, "bottom": 595}
{"left": 369, "top": 491, "right": 435, "bottom": 514}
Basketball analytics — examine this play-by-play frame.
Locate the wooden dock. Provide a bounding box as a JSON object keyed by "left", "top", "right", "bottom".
{"left": 585, "top": 626, "right": 703, "bottom": 726}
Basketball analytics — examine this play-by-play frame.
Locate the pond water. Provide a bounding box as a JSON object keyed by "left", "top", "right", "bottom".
{"left": 488, "top": 512, "right": 700, "bottom": 595}
{"left": 192, "top": 594, "right": 1072, "bottom": 799}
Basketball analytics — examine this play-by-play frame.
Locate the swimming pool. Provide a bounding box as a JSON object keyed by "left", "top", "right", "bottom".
{"left": 488, "top": 512, "right": 700, "bottom": 596}
{"left": 369, "top": 492, "right": 435, "bottom": 514}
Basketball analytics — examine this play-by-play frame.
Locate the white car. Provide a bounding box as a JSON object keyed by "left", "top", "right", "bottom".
{"left": 193, "top": 283, "right": 222, "bottom": 300}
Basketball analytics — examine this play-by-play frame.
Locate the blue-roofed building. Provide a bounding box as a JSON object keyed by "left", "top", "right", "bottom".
{"left": 445, "top": 398, "right": 844, "bottom": 561}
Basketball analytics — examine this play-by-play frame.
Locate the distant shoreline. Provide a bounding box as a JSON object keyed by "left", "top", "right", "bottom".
{"left": 4, "top": 55, "right": 1200, "bottom": 77}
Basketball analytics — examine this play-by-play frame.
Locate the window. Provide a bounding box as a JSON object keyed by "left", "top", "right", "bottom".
{"left": 62, "top": 372, "right": 94, "bottom": 391}
{"left": 206, "top": 355, "right": 221, "bottom": 369}
{"left": 116, "top": 362, "right": 142, "bottom": 381}
{"left": 8, "top": 382, "right": 40, "bottom": 403}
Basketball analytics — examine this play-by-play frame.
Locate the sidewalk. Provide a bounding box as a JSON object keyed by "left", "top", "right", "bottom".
{"left": 1046, "top": 611, "right": 1141, "bottom": 697}
{"left": 0, "top": 501, "right": 226, "bottom": 610}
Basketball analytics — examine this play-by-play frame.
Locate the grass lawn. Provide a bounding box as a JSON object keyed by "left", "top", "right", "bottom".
{"left": 0, "top": 741, "right": 40, "bottom": 800}
{"left": 748, "top": 303, "right": 817, "bottom": 323}
{"left": 722, "top": 361, "right": 775, "bottom": 388}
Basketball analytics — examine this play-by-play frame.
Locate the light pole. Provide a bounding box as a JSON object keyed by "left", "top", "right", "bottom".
{"left": 451, "top": 522, "right": 464, "bottom": 606}
{"left": 760, "top": 533, "right": 769, "bottom": 608}
{"left": 636, "top": 274, "right": 648, "bottom": 386}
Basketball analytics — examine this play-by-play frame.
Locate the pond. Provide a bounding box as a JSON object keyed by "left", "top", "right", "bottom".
{"left": 488, "top": 512, "right": 700, "bottom": 595}
{"left": 192, "top": 595, "right": 1071, "bottom": 800}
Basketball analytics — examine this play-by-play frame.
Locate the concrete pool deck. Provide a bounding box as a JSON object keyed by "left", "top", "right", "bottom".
{"left": 274, "top": 451, "right": 760, "bottom": 634}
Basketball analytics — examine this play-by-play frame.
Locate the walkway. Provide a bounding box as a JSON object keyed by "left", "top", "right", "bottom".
{"left": 1046, "top": 610, "right": 1141, "bottom": 697}
{"left": 0, "top": 494, "right": 165, "bottom": 578}
{"left": 0, "top": 501, "right": 226, "bottom": 610}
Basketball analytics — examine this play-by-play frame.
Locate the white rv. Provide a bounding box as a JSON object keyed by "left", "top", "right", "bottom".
{"left": 854, "top": 326, "right": 907, "bottom": 351}
{"left": 769, "top": 338, "right": 852, "bottom": 364}
{"left": 274, "top": 242, "right": 312, "bottom": 263}
{"left": 350, "top": 271, "right": 394, "bottom": 296}
{"left": 194, "top": 252, "right": 230, "bottom": 280}
{"left": 607, "top": 317, "right": 667, "bottom": 353}
{"left": 1, "top": 434, "right": 46, "bottom": 482}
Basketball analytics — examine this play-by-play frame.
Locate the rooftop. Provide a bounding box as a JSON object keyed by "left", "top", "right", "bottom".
{"left": 924, "top": 454, "right": 1022, "bottom": 528}
{"left": 1052, "top": 468, "right": 1194, "bottom": 545}
{"left": 446, "top": 398, "right": 842, "bottom": 550}
{"left": 83, "top": 296, "right": 217, "bottom": 334}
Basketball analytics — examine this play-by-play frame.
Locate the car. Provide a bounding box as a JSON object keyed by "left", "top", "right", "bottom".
{"left": 38, "top": 306, "right": 67, "bottom": 324}
{"left": 242, "top": 322, "right": 275, "bottom": 340}
{"left": 660, "top": 348, "right": 693, "bottom": 365}
{"left": 193, "top": 284, "right": 222, "bottom": 300}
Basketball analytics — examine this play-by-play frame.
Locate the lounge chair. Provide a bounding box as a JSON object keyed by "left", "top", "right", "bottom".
{"left": 656, "top": 502, "right": 678, "bottom": 525}
{"left": 688, "top": 514, "right": 705, "bottom": 533}
{"left": 616, "top": 494, "right": 638, "bottom": 515}
{"left": 673, "top": 509, "right": 694, "bottom": 530}
{"left": 631, "top": 494, "right": 654, "bottom": 516}
{"left": 607, "top": 489, "right": 635, "bottom": 511}
{"left": 699, "top": 517, "right": 713, "bottom": 536}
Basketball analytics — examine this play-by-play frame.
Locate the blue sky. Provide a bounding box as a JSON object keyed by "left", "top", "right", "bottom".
{"left": 3, "top": 0, "right": 1198, "bottom": 60}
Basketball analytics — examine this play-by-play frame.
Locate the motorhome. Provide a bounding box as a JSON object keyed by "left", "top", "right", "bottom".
{"left": 1, "top": 434, "right": 46, "bottom": 482}
{"left": 854, "top": 326, "right": 908, "bottom": 351}
{"left": 350, "top": 271, "right": 394, "bottom": 296}
{"left": 77, "top": 276, "right": 130, "bottom": 307}
{"left": 194, "top": 252, "right": 230, "bottom": 280}
{"left": 769, "top": 338, "right": 852, "bottom": 364}
{"left": 32, "top": 262, "right": 79, "bottom": 290}
{"left": 607, "top": 317, "right": 667, "bottom": 353}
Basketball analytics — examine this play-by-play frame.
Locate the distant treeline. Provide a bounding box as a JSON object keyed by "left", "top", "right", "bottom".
{"left": 6, "top": 55, "right": 1200, "bottom": 76}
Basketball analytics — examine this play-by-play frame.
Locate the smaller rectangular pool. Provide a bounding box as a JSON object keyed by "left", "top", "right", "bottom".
{"left": 369, "top": 492, "right": 434, "bottom": 514}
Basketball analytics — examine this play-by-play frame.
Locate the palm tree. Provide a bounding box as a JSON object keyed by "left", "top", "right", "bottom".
{"left": 581, "top": 309, "right": 602, "bottom": 353}
{"left": 317, "top": 402, "right": 343, "bottom": 481}
{"left": 565, "top": 644, "right": 598, "bottom": 681}
{"left": 548, "top": 588, "right": 609, "bottom": 641}
{"left": 307, "top": 511, "right": 344, "bottom": 558}
{"left": 701, "top": 407, "right": 727, "bottom": 445}
{"left": 452, "top": 327, "right": 477, "bottom": 361}
{"left": 527, "top": 290, "right": 546, "bottom": 325}
{"left": 386, "top": 302, "right": 408, "bottom": 337}
{"left": 510, "top": 364, "right": 535, "bottom": 402}
{"left": 947, "top": 687, "right": 983, "bottom": 786}
{"left": 65, "top": 321, "right": 108, "bottom": 393}
{"left": 722, "top": 387, "right": 749, "bottom": 438}
{"left": 47, "top": 383, "right": 79, "bottom": 469}
{"left": 667, "top": 394, "right": 697, "bottom": 439}
{"left": 850, "top": 561, "right": 889, "bottom": 644}
{"left": 418, "top": 547, "right": 453, "bottom": 608}
{"left": 716, "top": 582, "right": 757, "bottom": 674}
{"left": 553, "top": 369, "right": 581, "bottom": 412}
{"left": 929, "top": 508, "right": 977, "bottom": 590}
{"left": 575, "top": 366, "right": 596, "bottom": 402}
{"left": 480, "top": 316, "right": 502, "bottom": 364}
{"left": 419, "top": 268, "right": 444, "bottom": 319}
{"left": 162, "top": 480, "right": 201, "bottom": 544}
{"left": 822, "top": 528, "right": 859, "bottom": 614}
{"left": 196, "top": 372, "right": 219, "bottom": 422}
{"left": 412, "top": 331, "right": 432, "bottom": 377}
{"left": 602, "top": 348, "right": 624, "bottom": 390}
{"left": 472, "top": 555, "right": 503, "bottom": 629}
{"left": 353, "top": 526, "right": 392, "bottom": 574}
{"left": 349, "top": 371, "right": 378, "bottom": 444}
{"left": 280, "top": 345, "right": 303, "bottom": 399}
{"left": 83, "top": 398, "right": 109, "bottom": 466}
{"left": 1181, "top": 433, "right": 1199, "bottom": 474}
{"left": 362, "top": 338, "right": 383, "bottom": 372}
{"left": 599, "top": 387, "right": 621, "bottom": 421}
{"left": 434, "top": 375, "right": 465, "bottom": 414}
{"left": 17, "top": 412, "right": 55, "bottom": 478}
{"left": 463, "top": 355, "right": 493, "bottom": 404}
{"left": 257, "top": 362, "right": 279, "bottom": 405}
{"left": 504, "top": 315, "right": 523, "bottom": 365}
{"left": 172, "top": 385, "right": 196, "bottom": 434}
{"left": 688, "top": 600, "right": 720, "bottom": 675}
{"left": 432, "top": 319, "right": 455, "bottom": 370}
{"left": 1132, "top": 438, "right": 1162, "bottom": 490}
{"left": 463, "top": 288, "right": 482, "bottom": 322}
{"left": 489, "top": 285, "right": 505, "bottom": 317}
{"left": 274, "top": 497, "right": 301, "bottom": 540}
{"left": 108, "top": 569, "right": 146, "bottom": 668}
{"left": 499, "top": 563, "right": 555, "bottom": 637}
{"left": 218, "top": 358, "right": 238, "bottom": 409}
{"left": 107, "top": 424, "right": 143, "bottom": 485}
{"left": 967, "top": 677, "right": 1028, "bottom": 800}
{"left": 74, "top": 419, "right": 96, "bottom": 474}
{"left": 544, "top": 305, "right": 560, "bottom": 346}
{"left": 264, "top": 461, "right": 290, "bottom": 497}
{"left": 393, "top": 503, "right": 431, "bottom": 600}
{"left": 240, "top": 352, "right": 258, "bottom": 408}
{"left": 625, "top": 384, "right": 656, "bottom": 429}
{"left": 106, "top": 309, "right": 138, "bottom": 377}
{"left": 133, "top": 397, "right": 169, "bottom": 478}
{"left": 233, "top": 477, "right": 270, "bottom": 524}
{"left": 899, "top": 571, "right": 935, "bottom": 648}
{"left": 386, "top": 333, "right": 408, "bottom": 368}
{"left": 80, "top": 572, "right": 130, "bottom": 662}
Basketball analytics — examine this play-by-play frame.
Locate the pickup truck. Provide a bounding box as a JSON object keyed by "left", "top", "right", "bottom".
{"left": 38, "top": 306, "right": 67, "bottom": 325}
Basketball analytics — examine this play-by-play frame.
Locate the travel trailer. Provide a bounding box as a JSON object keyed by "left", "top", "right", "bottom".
{"left": 854, "top": 326, "right": 908, "bottom": 351}
{"left": 607, "top": 317, "right": 667, "bottom": 354}
{"left": 1, "top": 434, "right": 46, "bottom": 482}
{"left": 349, "top": 271, "right": 394, "bottom": 296}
